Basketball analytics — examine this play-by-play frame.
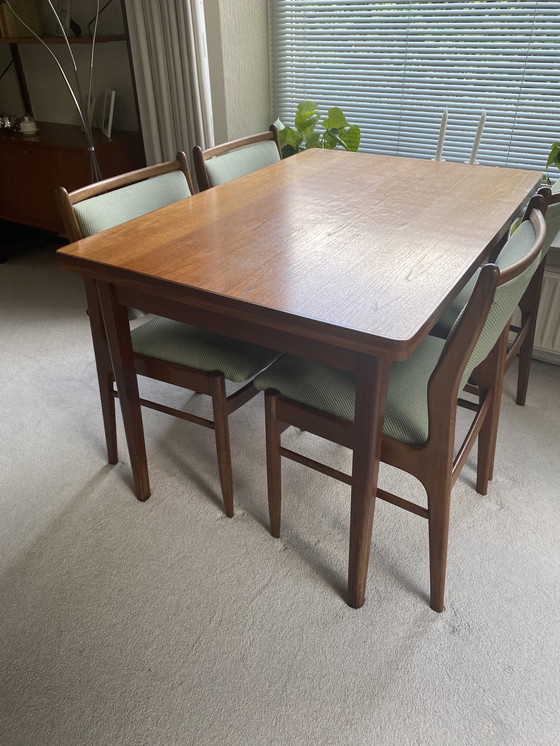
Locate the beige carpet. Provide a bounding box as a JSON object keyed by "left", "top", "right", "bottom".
{"left": 1, "top": 245, "right": 559, "bottom": 745}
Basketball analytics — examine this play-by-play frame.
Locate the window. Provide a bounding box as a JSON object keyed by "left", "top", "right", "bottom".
{"left": 270, "top": 1, "right": 560, "bottom": 171}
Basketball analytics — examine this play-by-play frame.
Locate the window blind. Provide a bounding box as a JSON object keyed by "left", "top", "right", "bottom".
{"left": 270, "top": 1, "right": 560, "bottom": 171}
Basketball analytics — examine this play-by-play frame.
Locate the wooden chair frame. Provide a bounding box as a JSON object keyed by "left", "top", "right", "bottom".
{"left": 457, "top": 188, "right": 556, "bottom": 483}
{"left": 56, "top": 153, "right": 260, "bottom": 517}
{"left": 193, "top": 126, "right": 281, "bottom": 192}
{"left": 505, "top": 186, "right": 559, "bottom": 405}
{"left": 263, "top": 204, "right": 546, "bottom": 612}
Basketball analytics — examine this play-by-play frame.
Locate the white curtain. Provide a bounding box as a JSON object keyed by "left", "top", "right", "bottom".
{"left": 124, "top": 0, "right": 215, "bottom": 165}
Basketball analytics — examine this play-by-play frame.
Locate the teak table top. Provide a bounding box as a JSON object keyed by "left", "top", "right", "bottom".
{"left": 57, "top": 149, "right": 541, "bottom": 362}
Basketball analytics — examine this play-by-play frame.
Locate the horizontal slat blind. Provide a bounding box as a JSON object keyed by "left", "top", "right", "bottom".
{"left": 270, "top": 1, "right": 560, "bottom": 171}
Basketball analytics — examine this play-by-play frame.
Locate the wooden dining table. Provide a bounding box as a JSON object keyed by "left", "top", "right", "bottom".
{"left": 57, "top": 148, "right": 541, "bottom": 608}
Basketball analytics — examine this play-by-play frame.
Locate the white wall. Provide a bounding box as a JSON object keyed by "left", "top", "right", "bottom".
{"left": 0, "top": 44, "right": 20, "bottom": 112}
{"left": 205, "top": 0, "right": 271, "bottom": 143}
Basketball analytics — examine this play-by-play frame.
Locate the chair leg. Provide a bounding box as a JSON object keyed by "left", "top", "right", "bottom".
{"left": 84, "top": 278, "right": 118, "bottom": 464}
{"left": 210, "top": 372, "right": 234, "bottom": 518}
{"left": 476, "top": 390, "right": 500, "bottom": 495}
{"left": 474, "top": 330, "right": 508, "bottom": 494}
{"left": 515, "top": 263, "right": 545, "bottom": 406}
{"left": 264, "top": 390, "right": 283, "bottom": 538}
{"left": 426, "top": 474, "right": 452, "bottom": 613}
{"left": 515, "top": 315, "right": 537, "bottom": 406}
{"left": 475, "top": 387, "right": 500, "bottom": 496}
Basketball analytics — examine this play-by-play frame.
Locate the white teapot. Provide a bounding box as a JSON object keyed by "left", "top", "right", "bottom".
{"left": 19, "top": 116, "right": 38, "bottom": 136}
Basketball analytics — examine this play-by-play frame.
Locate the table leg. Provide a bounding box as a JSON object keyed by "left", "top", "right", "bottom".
{"left": 83, "top": 277, "right": 118, "bottom": 465}
{"left": 347, "top": 354, "right": 390, "bottom": 609}
{"left": 96, "top": 281, "right": 151, "bottom": 501}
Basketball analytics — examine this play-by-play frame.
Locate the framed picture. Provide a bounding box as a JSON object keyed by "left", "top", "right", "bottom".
{"left": 101, "top": 89, "right": 115, "bottom": 139}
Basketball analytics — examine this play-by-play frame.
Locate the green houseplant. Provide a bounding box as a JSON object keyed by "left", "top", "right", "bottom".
{"left": 274, "top": 101, "right": 360, "bottom": 158}
{"left": 547, "top": 142, "right": 560, "bottom": 170}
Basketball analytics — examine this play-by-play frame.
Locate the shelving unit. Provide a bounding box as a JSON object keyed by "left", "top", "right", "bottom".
{"left": 1, "top": 34, "right": 129, "bottom": 118}
{"left": 0, "top": 3, "right": 145, "bottom": 234}
{"left": 0, "top": 35, "right": 126, "bottom": 43}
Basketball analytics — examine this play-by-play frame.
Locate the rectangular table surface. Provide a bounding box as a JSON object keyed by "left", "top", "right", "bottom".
{"left": 58, "top": 149, "right": 542, "bottom": 363}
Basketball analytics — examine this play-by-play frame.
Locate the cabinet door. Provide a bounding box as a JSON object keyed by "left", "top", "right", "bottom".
{"left": 0, "top": 131, "right": 145, "bottom": 232}
{"left": 0, "top": 140, "right": 91, "bottom": 231}
{"left": 0, "top": 141, "right": 31, "bottom": 222}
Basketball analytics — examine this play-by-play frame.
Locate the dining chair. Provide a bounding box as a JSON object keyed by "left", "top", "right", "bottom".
{"left": 56, "top": 153, "right": 281, "bottom": 517}
{"left": 432, "top": 182, "right": 560, "bottom": 405}
{"left": 192, "top": 126, "right": 281, "bottom": 191}
{"left": 253, "top": 200, "right": 546, "bottom": 612}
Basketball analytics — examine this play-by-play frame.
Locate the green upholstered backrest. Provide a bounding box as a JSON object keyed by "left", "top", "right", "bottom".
{"left": 453, "top": 219, "right": 543, "bottom": 390}
{"left": 542, "top": 180, "right": 560, "bottom": 255}
{"left": 430, "top": 269, "right": 479, "bottom": 338}
{"left": 204, "top": 140, "right": 280, "bottom": 187}
{"left": 432, "top": 182, "right": 559, "bottom": 341}
{"left": 73, "top": 171, "right": 191, "bottom": 237}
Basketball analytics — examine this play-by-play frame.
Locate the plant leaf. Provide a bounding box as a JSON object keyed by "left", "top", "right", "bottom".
{"left": 322, "top": 130, "right": 341, "bottom": 149}
{"left": 341, "top": 125, "right": 361, "bottom": 152}
{"left": 304, "top": 131, "right": 322, "bottom": 149}
{"left": 280, "top": 125, "right": 303, "bottom": 150}
{"left": 295, "top": 111, "right": 318, "bottom": 134}
{"left": 323, "top": 107, "right": 349, "bottom": 131}
{"left": 546, "top": 142, "right": 560, "bottom": 168}
{"left": 281, "top": 144, "right": 298, "bottom": 158}
{"left": 296, "top": 101, "right": 317, "bottom": 118}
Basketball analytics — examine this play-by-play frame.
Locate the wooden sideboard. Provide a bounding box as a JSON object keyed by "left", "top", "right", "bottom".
{"left": 0, "top": 122, "right": 145, "bottom": 233}
{"left": 0, "top": 1, "right": 144, "bottom": 237}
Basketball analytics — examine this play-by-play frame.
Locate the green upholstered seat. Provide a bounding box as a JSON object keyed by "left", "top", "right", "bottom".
{"left": 132, "top": 317, "right": 280, "bottom": 383}
{"left": 254, "top": 217, "right": 542, "bottom": 446}
{"left": 204, "top": 141, "right": 280, "bottom": 187}
{"left": 73, "top": 172, "right": 192, "bottom": 236}
{"left": 254, "top": 335, "right": 446, "bottom": 445}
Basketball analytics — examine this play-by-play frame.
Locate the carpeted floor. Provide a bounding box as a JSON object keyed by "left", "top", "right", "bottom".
{"left": 1, "top": 244, "right": 559, "bottom": 745}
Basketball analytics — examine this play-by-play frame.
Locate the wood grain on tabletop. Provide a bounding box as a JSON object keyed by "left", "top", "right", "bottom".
{"left": 58, "top": 149, "right": 541, "bottom": 350}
